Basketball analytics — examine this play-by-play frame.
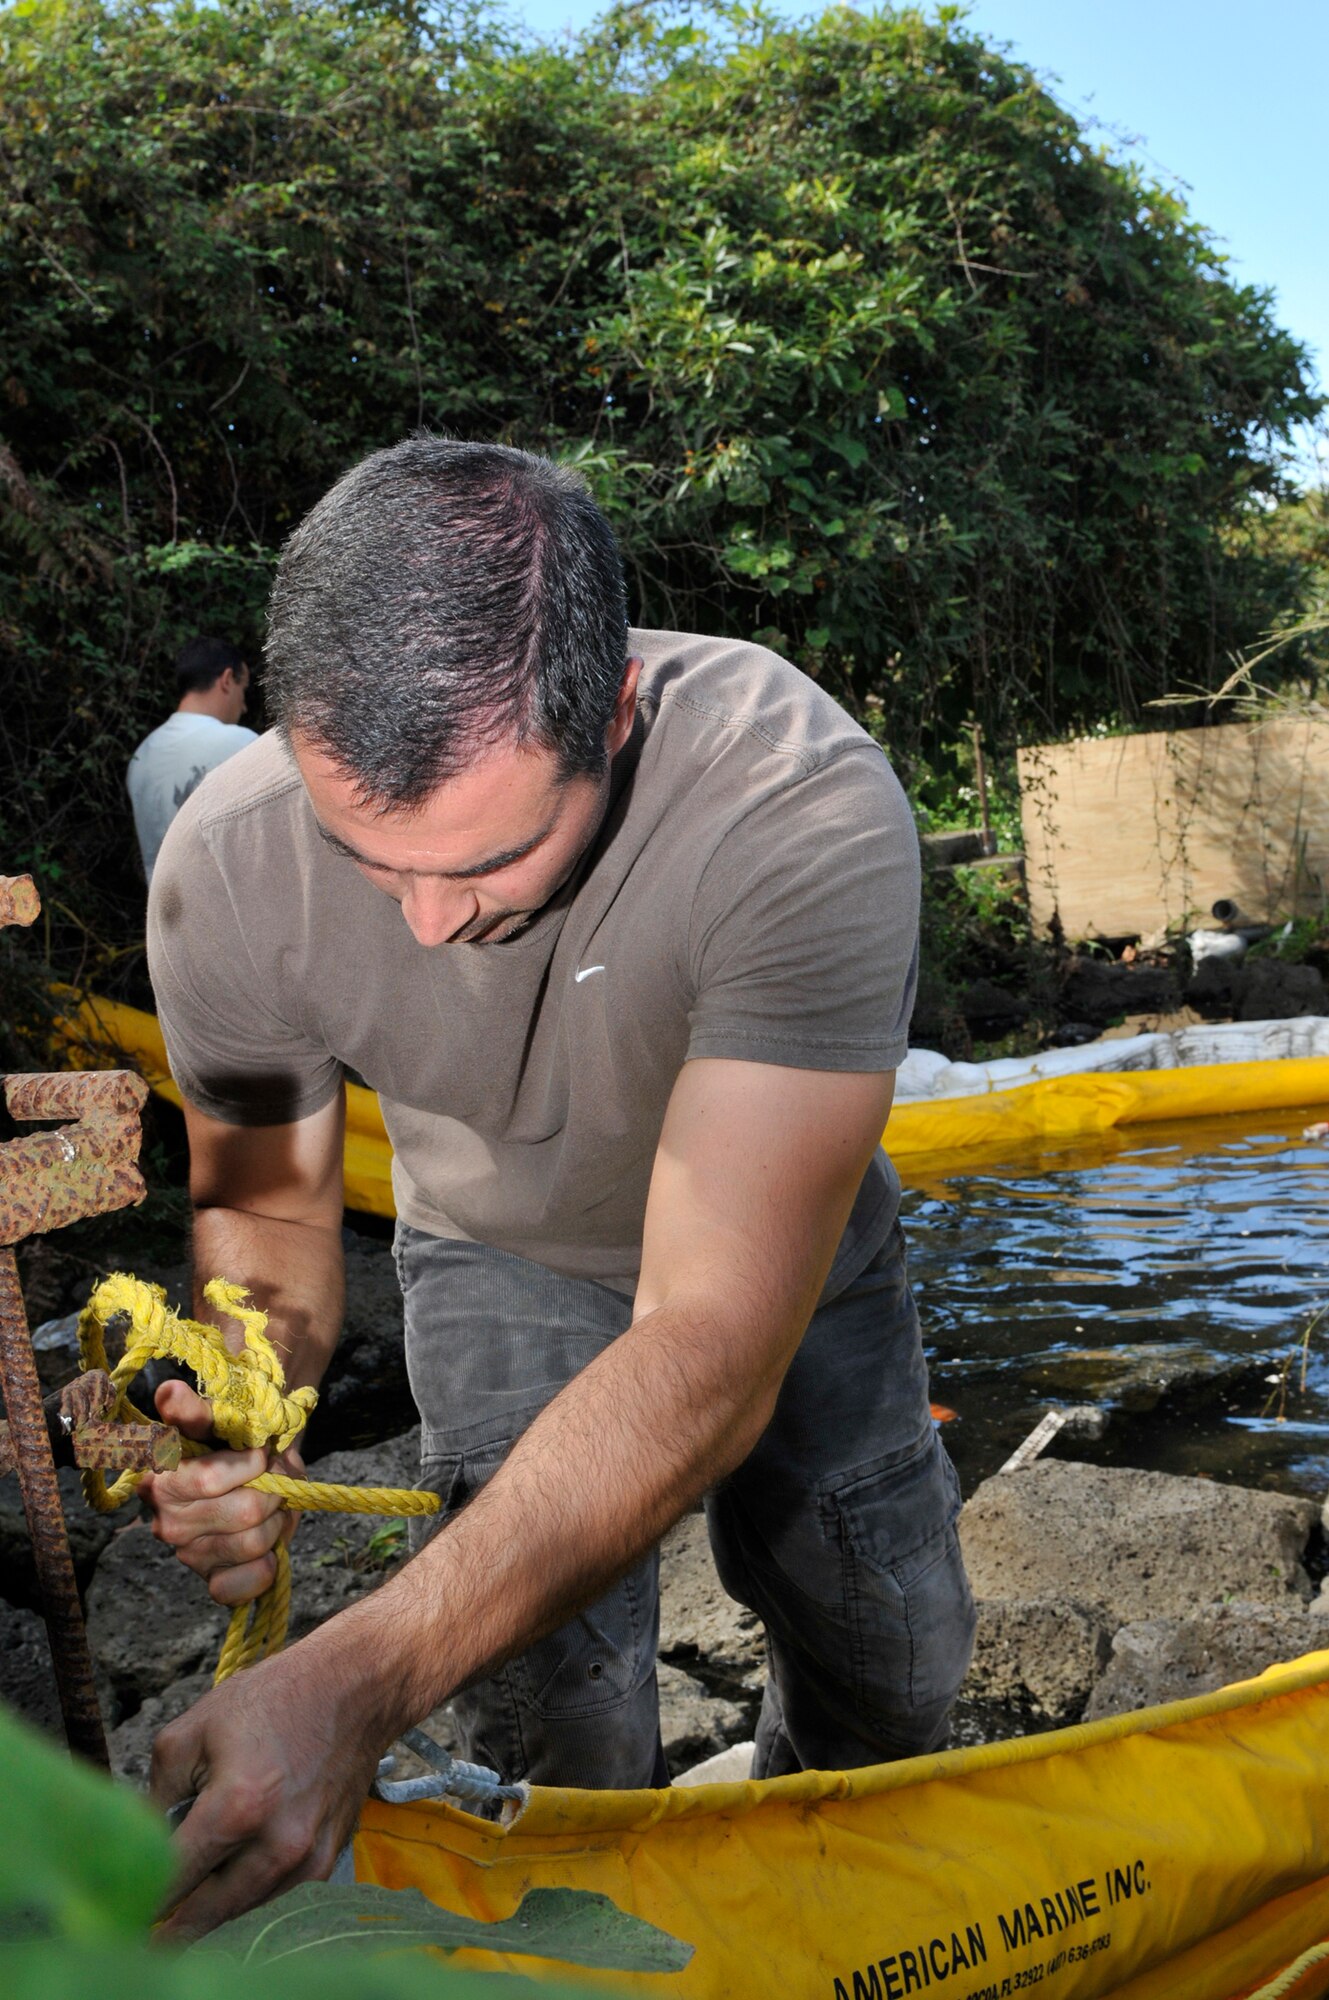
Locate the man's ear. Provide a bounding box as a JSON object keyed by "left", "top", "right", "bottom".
{"left": 607, "top": 657, "right": 642, "bottom": 757}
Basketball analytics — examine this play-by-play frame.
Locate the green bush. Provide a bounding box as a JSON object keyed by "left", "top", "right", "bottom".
{"left": 0, "top": 0, "right": 1320, "bottom": 1010}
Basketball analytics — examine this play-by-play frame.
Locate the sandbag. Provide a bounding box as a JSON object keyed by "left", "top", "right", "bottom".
{"left": 353, "top": 1652, "right": 1329, "bottom": 2000}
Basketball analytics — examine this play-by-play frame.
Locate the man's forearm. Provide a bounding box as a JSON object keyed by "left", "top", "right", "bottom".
{"left": 192, "top": 1204, "right": 345, "bottom": 1399}
{"left": 315, "top": 1290, "right": 787, "bottom": 1748}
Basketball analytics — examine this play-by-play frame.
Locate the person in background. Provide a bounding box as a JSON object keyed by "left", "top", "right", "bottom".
{"left": 126, "top": 635, "right": 257, "bottom": 883}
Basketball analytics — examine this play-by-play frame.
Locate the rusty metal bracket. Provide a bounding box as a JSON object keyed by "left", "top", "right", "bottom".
{"left": 0, "top": 871, "right": 150, "bottom": 1765}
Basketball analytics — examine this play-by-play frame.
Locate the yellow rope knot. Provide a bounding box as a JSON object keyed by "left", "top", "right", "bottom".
{"left": 76, "top": 1272, "right": 438, "bottom": 1682}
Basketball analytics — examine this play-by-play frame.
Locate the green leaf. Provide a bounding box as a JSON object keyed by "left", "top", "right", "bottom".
{"left": 0, "top": 1940, "right": 566, "bottom": 1999}
{"left": 0, "top": 1704, "right": 175, "bottom": 1943}
{"left": 194, "top": 1882, "right": 692, "bottom": 1974}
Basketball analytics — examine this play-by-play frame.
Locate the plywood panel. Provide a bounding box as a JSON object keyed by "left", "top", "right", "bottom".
{"left": 1017, "top": 718, "right": 1329, "bottom": 939}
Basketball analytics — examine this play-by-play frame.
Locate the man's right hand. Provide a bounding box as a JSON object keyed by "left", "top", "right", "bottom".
{"left": 143, "top": 1380, "right": 304, "bottom": 1608}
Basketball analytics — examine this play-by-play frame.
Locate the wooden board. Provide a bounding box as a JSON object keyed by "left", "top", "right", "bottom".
{"left": 1017, "top": 717, "right": 1329, "bottom": 939}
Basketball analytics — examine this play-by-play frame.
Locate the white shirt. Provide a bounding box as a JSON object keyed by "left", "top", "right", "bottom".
{"left": 126, "top": 712, "right": 258, "bottom": 883}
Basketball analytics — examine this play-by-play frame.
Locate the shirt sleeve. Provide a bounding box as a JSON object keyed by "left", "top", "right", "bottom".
{"left": 685, "top": 743, "right": 919, "bottom": 1073}
{"left": 147, "top": 810, "right": 343, "bottom": 1127}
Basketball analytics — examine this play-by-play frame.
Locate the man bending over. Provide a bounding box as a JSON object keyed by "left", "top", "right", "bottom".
{"left": 143, "top": 437, "right": 974, "bottom": 1932}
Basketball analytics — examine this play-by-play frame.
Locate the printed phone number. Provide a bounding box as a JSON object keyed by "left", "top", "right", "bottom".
{"left": 963, "top": 1932, "right": 1112, "bottom": 2000}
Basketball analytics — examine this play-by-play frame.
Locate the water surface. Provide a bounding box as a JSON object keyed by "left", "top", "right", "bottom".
{"left": 900, "top": 1108, "right": 1329, "bottom": 1498}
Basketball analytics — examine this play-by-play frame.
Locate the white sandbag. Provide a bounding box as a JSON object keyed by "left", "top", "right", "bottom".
{"left": 896, "top": 1017, "right": 1329, "bottom": 1103}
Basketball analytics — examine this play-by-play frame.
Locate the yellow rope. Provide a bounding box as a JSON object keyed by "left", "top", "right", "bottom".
{"left": 1248, "top": 1942, "right": 1329, "bottom": 2000}
{"left": 77, "top": 1273, "right": 439, "bottom": 1681}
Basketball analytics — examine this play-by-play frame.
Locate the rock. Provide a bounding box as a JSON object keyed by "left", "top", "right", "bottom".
{"left": 1189, "top": 957, "right": 1329, "bottom": 1023}
{"left": 0, "top": 1466, "right": 117, "bottom": 1612}
{"left": 1084, "top": 1603, "right": 1323, "bottom": 1719}
{"left": 283, "top": 1429, "right": 422, "bottom": 1645}
{"left": 1019, "top": 1343, "right": 1257, "bottom": 1413}
{"left": 963, "top": 1597, "right": 1112, "bottom": 1721}
{"left": 658, "top": 1661, "right": 748, "bottom": 1776}
{"left": 1186, "top": 957, "right": 1243, "bottom": 1018}
{"left": 675, "top": 1739, "right": 755, "bottom": 1786}
{"left": 659, "top": 1512, "right": 764, "bottom": 1684}
{"left": 1061, "top": 960, "right": 1181, "bottom": 1027}
{"left": 960, "top": 979, "right": 1028, "bottom": 1033}
{"left": 86, "top": 1429, "right": 423, "bottom": 1711}
{"left": 960, "top": 1461, "right": 1317, "bottom": 1627}
{"left": 0, "top": 1598, "right": 64, "bottom": 1738}
{"left": 1047, "top": 1021, "right": 1099, "bottom": 1048}
{"left": 85, "top": 1519, "right": 229, "bottom": 1709}
{"left": 1236, "top": 960, "right": 1328, "bottom": 1022}
{"left": 108, "top": 1670, "right": 215, "bottom": 1787}
{"left": 302, "top": 1236, "right": 416, "bottom": 1457}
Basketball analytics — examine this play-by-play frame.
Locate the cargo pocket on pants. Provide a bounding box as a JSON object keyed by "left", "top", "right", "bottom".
{"left": 513, "top": 1557, "right": 657, "bottom": 1722}
{"left": 822, "top": 1430, "right": 975, "bottom": 1716}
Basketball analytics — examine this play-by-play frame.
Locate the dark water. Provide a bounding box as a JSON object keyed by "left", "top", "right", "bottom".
{"left": 900, "top": 1108, "right": 1329, "bottom": 1500}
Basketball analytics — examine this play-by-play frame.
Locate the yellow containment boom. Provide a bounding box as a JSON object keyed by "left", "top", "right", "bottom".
{"left": 58, "top": 993, "right": 394, "bottom": 1216}
{"left": 55, "top": 994, "right": 1329, "bottom": 1996}
{"left": 354, "top": 1652, "right": 1329, "bottom": 2000}
{"left": 58, "top": 994, "right": 1329, "bottom": 1213}
{"left": 887, "top": 1060, "right": 1329, "bottom": 1176}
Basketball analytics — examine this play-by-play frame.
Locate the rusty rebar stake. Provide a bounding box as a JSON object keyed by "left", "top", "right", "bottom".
{"left": 0, "top": 870, "right": 150, "bottom": 1767}
{"left": 0, "top": 1247, "right": 110, "bottom": 1765}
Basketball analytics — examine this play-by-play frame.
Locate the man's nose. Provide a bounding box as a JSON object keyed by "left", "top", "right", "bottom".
{"left": 399, "top": 876, "right": 474, "bottom": 947}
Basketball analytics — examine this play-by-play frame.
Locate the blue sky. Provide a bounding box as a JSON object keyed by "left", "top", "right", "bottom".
{"left": 503, "top": 0, "right": 1327, "bottom": 474}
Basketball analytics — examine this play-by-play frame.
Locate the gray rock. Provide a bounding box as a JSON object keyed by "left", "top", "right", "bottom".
{"left": 86, "top": 1519, "right": 229, "bottom": 1707}
{"left": 0, "top": 1466, "right": 117, "bottom": 1612}
{"left": 284, "top": 1428, "right": 422, "bottom": 1644}
{"left": 1236, "top": 960, "right": 1328, "bottom": 1022}
{"left": 0, "top": 1597, "right": 64, "bottom": 1738}
{"left": 108, "top": 1670, "right": 215, "bottom": 1788}
{"left": 1062, "top": 960, "right": 1181, "bottom": 1027}
{"left": 961, "top": 978, "right": 1028, "bottom": 1032}
{"left": 1085, "top": 1602, "right": 1323, "bottom": 1718}
{"left": 675, "top": 1740, "right": 755, "bottom": 1786}
{"left": 963, "top": 1597, "right": 1112, "bottom": 1720}
{"left": 657, "top": 1661, "right": 748, "bottom": 1775}
{"left": 659, "top": 1512, "right": 764, "bottom": 1683}
{"left": 960, "top": 1461, "right": 1316, "bottom": 1626}
{"left": 1189, "top": 958, "right": 1329, "bottom": 1023}
{"left": 86, "top": 1429, "right": 423, "bottom": 1709}
{"left": 1020, "top": 1343, "right": 1256, "bottom": 1412}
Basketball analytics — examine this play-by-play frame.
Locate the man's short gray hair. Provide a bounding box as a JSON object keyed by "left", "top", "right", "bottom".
{"left": 265, "top": 436, "right": 630, "bottom": 807}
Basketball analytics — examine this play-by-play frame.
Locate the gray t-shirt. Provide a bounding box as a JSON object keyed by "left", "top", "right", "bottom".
{"left": 127, "top": 712, "right": 259, "bottom": 883}
{"left": 149, "top": 630, "right": 920, "bottom": 1296}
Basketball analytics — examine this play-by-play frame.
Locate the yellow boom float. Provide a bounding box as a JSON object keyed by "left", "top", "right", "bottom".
{"left": 61, "top": 996, "right": 1329, "bottom": 2000}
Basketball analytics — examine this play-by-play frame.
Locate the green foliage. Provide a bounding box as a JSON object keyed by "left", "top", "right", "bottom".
{"left": 0, "top": 1699, "right": 173, "bottom": 1941}
{"left": 197, "top": 1880, "right": 691, "bottom": 1971}
{"left": 0, "top": 1701, "right": 688, "bottom": 1990}
{"left": 0, "top": 0, "right": 1321, "bottom": 1001}
{"left": 2, "top": 1941, "right": 574, "bottom": 1998}
{"left": 1246, "top": 914, "right": 1329, "bottom": 968}
{"left": 908, "top": 749, "right": 1025, "bottom": 853}
{"left": 912, "top": 853, "right": 1054, "bottom": 1058}
{"left": 314, "top": 1517, "right": 409, "bottom": 1570}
